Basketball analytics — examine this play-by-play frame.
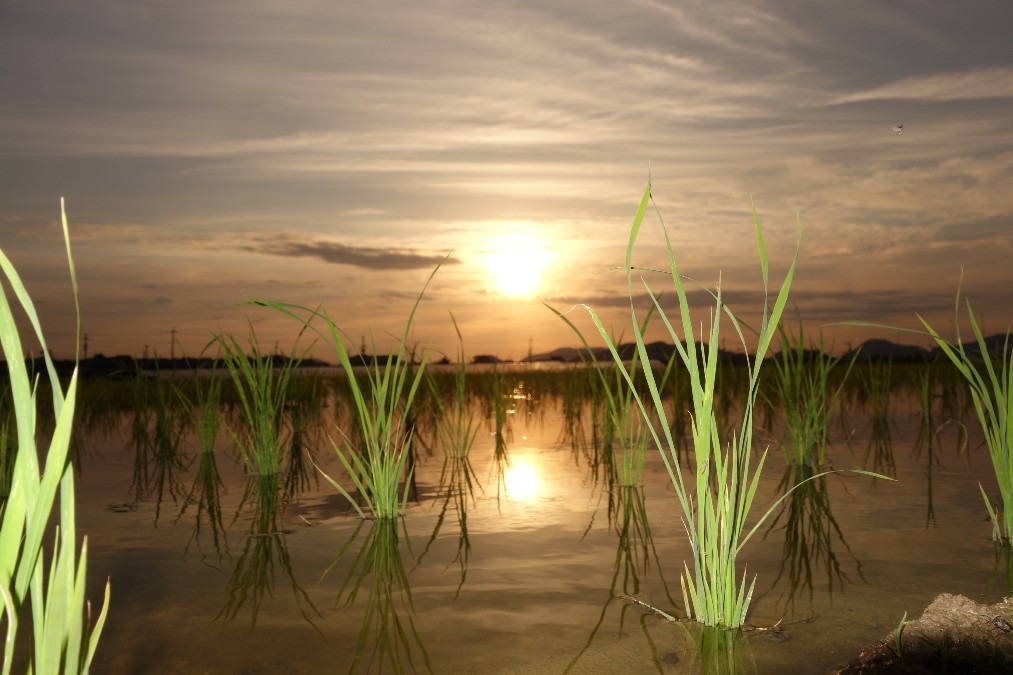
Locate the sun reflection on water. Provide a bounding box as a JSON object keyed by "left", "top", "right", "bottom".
{"left": 503, "top": 460, "right": 541, "bottom": 501}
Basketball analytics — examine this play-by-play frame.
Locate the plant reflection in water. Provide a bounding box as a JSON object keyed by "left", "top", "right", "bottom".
{"left": 567, "top": 485, "right": 679, "bottom": 672}
{"left": 764, "top": 464, "right": 861, "bottom": 615}
{"left": 677, "top": 623, "right": 755, "bottom": 675}
{"left": 862, "top": 359, "right": 897, "bottom": 477}
{"left": 176, "top": 370, "right": 229, "bottom": 564}
{"left": 332, "top": 518, "right": 432, "bottom": 674}
{"left": 416, "top": 329, "right": 481, "bottom": 597}
{"left": 218, "top": 473, "right": 322, "bottom": 633}
{"left": 128, "top": 361, "right": 190, "bottom": 522}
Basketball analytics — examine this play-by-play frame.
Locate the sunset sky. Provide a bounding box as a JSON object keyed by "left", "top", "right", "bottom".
{"left": 2, "top": 1, "right": 1012, "bottom": 363}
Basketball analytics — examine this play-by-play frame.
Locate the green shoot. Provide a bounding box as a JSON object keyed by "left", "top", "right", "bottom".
{"left": 252, "top": 258, "right": 444, "bottom": 519}
{"left": 0, "top": 199, "right": 110, "bottom": 673}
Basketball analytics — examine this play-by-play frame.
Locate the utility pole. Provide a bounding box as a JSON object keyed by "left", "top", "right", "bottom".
{"left": 82, "top": 332, "right": 89, "bottom": 360}
{"left": 170, "top": 327, "right": 177, "bottom": 361}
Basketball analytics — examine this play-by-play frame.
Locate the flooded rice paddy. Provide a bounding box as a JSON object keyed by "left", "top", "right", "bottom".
{"left": 65, "top": 362, "right": 1005, "bottom": 673}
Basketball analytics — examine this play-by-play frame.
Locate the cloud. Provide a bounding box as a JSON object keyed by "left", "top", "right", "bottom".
{"left": 244, "top": 234, "right": 457, "bottom": 271}
{"left": 833, "top": 67, "right": 1013, "bottom": 103}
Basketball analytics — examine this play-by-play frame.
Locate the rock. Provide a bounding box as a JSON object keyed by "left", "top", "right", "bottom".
{"left": 838, "top": 593, "right": 1013, "bottom": 674}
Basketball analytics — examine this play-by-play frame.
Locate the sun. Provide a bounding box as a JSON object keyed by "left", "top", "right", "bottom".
{"left": 485, "top": 232, "right": 552, "bottom": 297}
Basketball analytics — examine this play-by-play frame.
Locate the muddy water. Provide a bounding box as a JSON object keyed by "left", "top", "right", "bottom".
{"left": 73, "top": 389, "right": 1002, "bottom": 674}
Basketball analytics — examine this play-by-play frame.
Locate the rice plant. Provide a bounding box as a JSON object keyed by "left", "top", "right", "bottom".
{"left": 429, "top": 313, "right": 480, "bottom": 462}
{"left": 566, "top": 180, "right": 800, "bottom": 628}
{"left": 144, "top": 362, "right": 190, "bottom": 524}
{"left": 414, "top": 314, "right": 481, "bottom": 595}
{"left": 0, "top": 200, "right": 109, "bottom": 673}
{"left": 549, "top": 309, "right": 657, "bottom": 487}
{"left": 862, "top": 359, "right": 896, "bottom": 477}
{"left": 769, "top": 323, "right": 854, "bottom": 466}
{"left": 918, "top": 289, "right": 1013, "bottom": 544}
{"left": 283, "top": 371, "right": 328, "bottom": 499}
{"left": 253, "top": 260, "right": 443, "bottom": 520}
{"left": 214, "top": 325, "right": 308, "bottom": 478}
{"left": 911, "top": 362, "right": 943, "bottom": 527}
{"left": 176, "top": 370, "right": 228, "bottom": 560}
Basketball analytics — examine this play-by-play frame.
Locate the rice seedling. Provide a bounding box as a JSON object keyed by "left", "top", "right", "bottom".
{"left": 253, "top": 260, "right": 443, "bottom": 520}
{"left": 429, "top": 314, "right": 481, "bottom": 462}
{"left": 145, "top": 363, "right": 191, "bottom": 524}
{"left": 485, "top": 364, "right": 510, "bottom": 439}
{"left": 548, "top": 309, "right": 657, "bottom": 487}
{"left": 0, "top": 200, "right": 109, "bottom": 672}
{"left": 562, "top": 180, "right": 888, "bottom": 628}
{"left": 768, "top": 322, "right": 854, "bottom": 466}
{"left": 862, "top": 360, "right": 896, "bottom": 477}
{"left": 911, "top": 362, "right": 943, "bottom": 528}
{"left": 414, "top": 315, "right": 481, "bottom": 595}
{"left": 282, "top": 372, "right": 329, "bottom": 499}
{"left": 557, "top": 365, "right": 592, "bottom": 454}
{"left": 176, "top": 370, "right": 229, "bottom": 560}
{"left": 213, "top": 325, "right": 309, "bottom": 479}
{"left": 415, "top": 460, "right": 475, "bottom": 598}
{"left": 490, "top": 431, "right": 511, "bottom": 510}
{"left": 559, "top": 180, "right": 801, "bottom": 627}
{"left": 890, "top": 612, "right": 910, "bottom": 663}
{"left": 917, "top": 289, "right": 1013, "bottom": 544}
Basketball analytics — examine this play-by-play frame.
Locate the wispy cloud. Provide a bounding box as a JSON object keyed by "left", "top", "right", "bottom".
{"left": 833, "top": 67, "right": 1013, "bottom": 103}
{"left": 243, "top": 234, "right": 457, "bottom": 271}
{"left": 2, "top": 0, "right": 1013, "bottom": 359}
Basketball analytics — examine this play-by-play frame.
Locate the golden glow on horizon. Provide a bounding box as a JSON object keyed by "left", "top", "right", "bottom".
{"left": 503, "top": 460, "right": 540, "bottom": 501}
{"left": 485, "top": 232, "right": 552, "bottom": 298}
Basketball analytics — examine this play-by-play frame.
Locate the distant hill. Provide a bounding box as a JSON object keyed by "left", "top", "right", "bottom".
{"left": 844, "top": 339, "right": 931, "bottom": 363}
{"left": 528, "top": 341, "right": 749, "bottom": 365}
{"left": 533, "top": 335, "right": 1012, "bottom": 366}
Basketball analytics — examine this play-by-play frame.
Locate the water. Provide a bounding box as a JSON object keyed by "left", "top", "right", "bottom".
{"left": 71, "top": 378, "right": 1003, "bottom": 673}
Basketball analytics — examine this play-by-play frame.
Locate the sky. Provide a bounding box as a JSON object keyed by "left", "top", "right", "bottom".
{"left": 2, "top": 1, "right": 1012, "bottom": 363}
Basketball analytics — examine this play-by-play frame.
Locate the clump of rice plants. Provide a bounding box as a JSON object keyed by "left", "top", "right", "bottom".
{"left": 429, "top": 313, "right": 481, "bottom": 462}
{"left": 769, "top": 323, "right": 854, "bottom": 466}
{"left": 566, "top": 180, "right": 800, "bottom": 628}
{"left": 254, "top": 261, "right": 443, "bottom": 520}
{"left": 139, "top": 361, "right": 191, "bottom": 523}
{"left": 176, "top": 370, "right": 228, "bottom": 559}
{"left": 549, "top": 309, "right": 658, "bottom": 487}
{"left": 214, "top": 325, "right": 309, "bottom": 478}
{"left": 417, "top": 314, "right": 481, "bottom": 593}
{"left": 862, "top": 359, "right": 896, "bottom": 476}
{"left": 919, "top": 288, "right": 1013, "bottom": 544}
{"left": 0, "top": 200, "right": 109, "bottom": 672}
